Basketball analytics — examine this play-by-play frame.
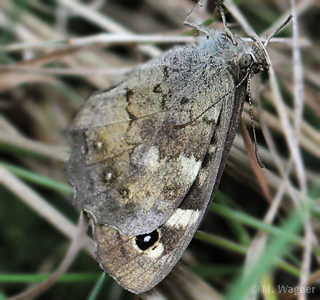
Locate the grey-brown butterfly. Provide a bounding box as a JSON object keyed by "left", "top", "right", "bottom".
{"left": 65, "top": 8, "right": 268, "bottom": 294}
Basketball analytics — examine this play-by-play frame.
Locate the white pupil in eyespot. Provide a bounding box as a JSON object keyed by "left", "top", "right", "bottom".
{"left": 144, "top": 235, "right": 152, "bottom": 243}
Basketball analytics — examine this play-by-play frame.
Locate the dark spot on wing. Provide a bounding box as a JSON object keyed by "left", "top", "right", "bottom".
{"left": 210, "top": 131, "right": 218, "bottom": 145}
{"left": 126, "top": 106, "right": 138, "bottom": 120}
{"left": 126, "top": 89, "right": 134, "bottom": 103}
{"left": 160, "top": 94, "right": 167, "bottom": 110}
{"left": 216, "top": 113, "right": 222, "bottom": 127}
{"left": 135, "top": 230, "right": 160, "bottom": 251}
{"left": 125, "top": 89, "right": 138, "bottom": 119}
{"left": 203, "top": 117, "right": 216, "bottom": 126}
{"left": 180, "top": 97, "right": 190, "bottom": 105}
{"left": 163, "top": 66, "right": 169, "bottom": 79}
{"left": 163, "top": 185, "right": 178, "bottom": 198}
{"left": 119, "top": 187, "right": 131, "bottom": 199}
{"left": 202, "top": 152, "right": 213, "bottom": 169}
{"left": 82, "top": 131, "right": 89, "bottom": 154}
{"left": 153, "top": 84, "right": 162, "bottom": 93}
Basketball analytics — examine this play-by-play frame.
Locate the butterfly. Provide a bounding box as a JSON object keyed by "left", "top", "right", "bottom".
{"left": 65, "top": 25, "right": 267, "bottom": 294}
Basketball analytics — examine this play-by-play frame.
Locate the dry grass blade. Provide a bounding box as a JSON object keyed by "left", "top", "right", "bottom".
{"left": 0, "top": 36, "right": 310, "bottom": 53}
{"left": 0, "top": 65, "right": 132, "bottom": 76}
{"left": 142, "top": 263, "right": 222, "bottom": 300}
{"left": 241, "top": 122, "right": 272, "bottom": 202}
{"left": 0, "top": 166, "right": 94, "bottom": 254}
{"left": 257, "top": 101, "right": 299, "bottom": 205}
{"left": 8, "top": 213, "right": 89, "bottom": 300}
{"left": 290, "top": 2, "right": 313, "bottom": 299}
{"left": 261, "top": 0, "right": 314, "bottom": 37}
{"left": 267, "top": 23, "right": 307, "bottom": 197}
{"left": 0, "top": 131, "right": 68, "bottom": 161}
{"left": 58, "top": 0, "right": 162, "bottom": 57}
{"left": 224, "top": 0, "right": 307, "bottom": 195}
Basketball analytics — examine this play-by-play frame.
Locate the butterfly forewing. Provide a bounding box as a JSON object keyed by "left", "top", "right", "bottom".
{"left": 66, "top": 45, "right": 230, "bottom": 236}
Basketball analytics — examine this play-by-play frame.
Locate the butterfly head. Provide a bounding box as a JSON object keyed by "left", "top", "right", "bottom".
{"left": 198, "top": 30, "right": 268, "bottom": 83}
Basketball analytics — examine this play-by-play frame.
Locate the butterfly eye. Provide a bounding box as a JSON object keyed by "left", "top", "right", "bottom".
{"left": 240, "top": 53, "right": 253, "bottom": 68}
{"left": 135, "top": 230, "right": 160, "bottom": 250}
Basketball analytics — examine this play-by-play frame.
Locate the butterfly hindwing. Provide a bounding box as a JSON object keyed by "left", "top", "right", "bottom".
{"left": 92, "top": 78, "right": 247, "bottom": 294}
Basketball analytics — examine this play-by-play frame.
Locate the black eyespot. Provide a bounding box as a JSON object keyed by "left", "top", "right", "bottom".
{"left": 240, "top": 53, "right": 253, "bottom": 68}
{"left": 135, "top": 230, "right": 159, "bottom": 250}
{"left": 119, "top": 187, "right": 130, "bottom": 198}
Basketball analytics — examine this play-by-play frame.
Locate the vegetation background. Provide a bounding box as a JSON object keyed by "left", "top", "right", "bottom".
{"left": 0, "top": 0, "right": 319, "bottom": 299}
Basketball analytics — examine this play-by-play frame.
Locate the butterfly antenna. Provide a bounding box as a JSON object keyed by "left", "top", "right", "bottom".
{"left": 247, "top": 79, "right": 265, "bottom": 168}
{"left": 264, "top": 15, "right": 293, "bottom": 48}
{"left": 183, "top": 0, "right": 210, "bottom": 35}
{"left": 218, "top": 4, "right": 237, "bottom": 46}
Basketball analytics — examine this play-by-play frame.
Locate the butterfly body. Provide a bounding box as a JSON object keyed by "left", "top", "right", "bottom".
{"left": 66, "top": 29, "right": 267, "bottom": 294}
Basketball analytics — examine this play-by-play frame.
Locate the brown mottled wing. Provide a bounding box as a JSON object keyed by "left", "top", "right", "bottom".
{"left": 66, "top": 46, "right": 230, "bottom": 236}
{"left": 92, "top": 78, "right": 247, "bottom": 294}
